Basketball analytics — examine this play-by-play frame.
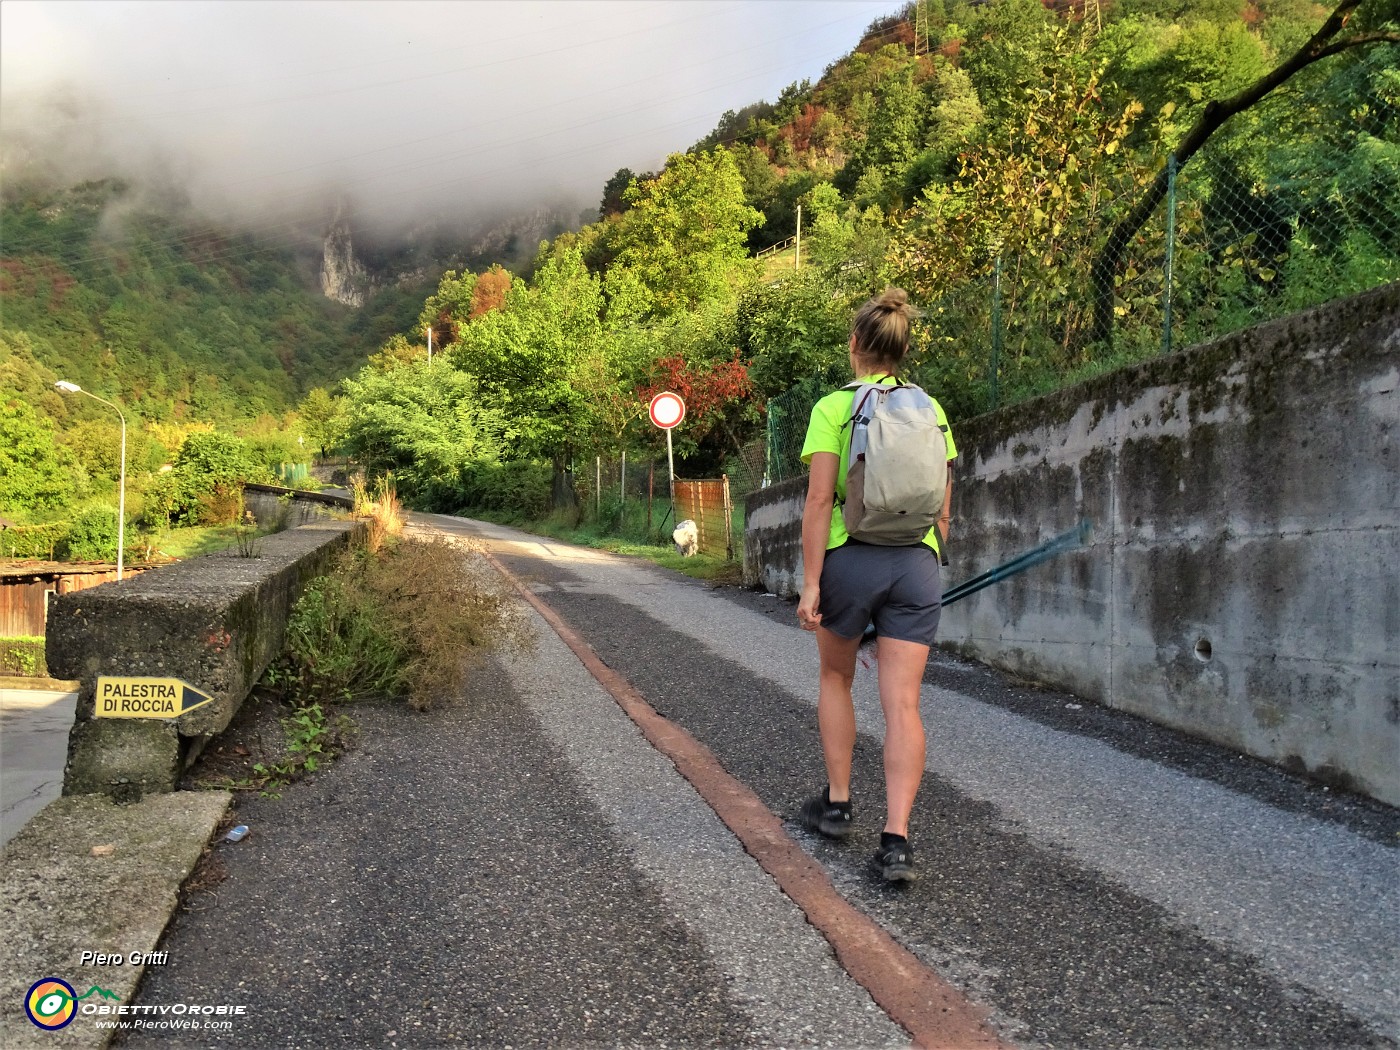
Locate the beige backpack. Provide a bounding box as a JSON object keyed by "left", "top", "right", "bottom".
{"left": 840, "top": 379, "right": 948, "bottom": 546}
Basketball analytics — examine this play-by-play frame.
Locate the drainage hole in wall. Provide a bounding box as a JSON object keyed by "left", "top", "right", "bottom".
{"left": 1194, "top": 638, "right": 1213, "bottom": 662}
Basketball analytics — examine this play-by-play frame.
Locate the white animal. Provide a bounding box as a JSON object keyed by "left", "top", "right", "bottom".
{"left": 672, "top": 519, "right": 699, "bottom": 557}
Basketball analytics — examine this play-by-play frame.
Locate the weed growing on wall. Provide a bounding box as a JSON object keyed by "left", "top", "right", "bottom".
{"left": 273, "top": 532, "right": 533, "bottom": 710}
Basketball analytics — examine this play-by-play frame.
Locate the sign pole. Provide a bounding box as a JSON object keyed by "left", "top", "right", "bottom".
{"left": 647, "top": 391, "right": 686, "bottom": 537}
{"left": 666, "top": 427, "right": 675, "bottom": 527}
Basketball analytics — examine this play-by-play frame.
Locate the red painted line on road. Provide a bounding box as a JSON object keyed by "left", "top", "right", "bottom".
{"left": 482, "top": 548, "right": 1013, "bottom": 1050}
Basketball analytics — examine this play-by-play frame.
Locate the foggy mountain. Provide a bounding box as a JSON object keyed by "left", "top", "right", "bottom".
{"left": 1, "top": 0, "right": 898, "bottom": 285}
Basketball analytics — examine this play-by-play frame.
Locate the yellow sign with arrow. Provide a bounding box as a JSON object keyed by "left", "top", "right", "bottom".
{"left": 94, "top": 677, "right": 215, "bottom": 719}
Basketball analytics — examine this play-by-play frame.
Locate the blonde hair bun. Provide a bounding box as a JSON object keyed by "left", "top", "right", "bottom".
{"left": 852, "top": 287, "right": 921, "bottom": 367}
{"left": 876, "top": 287, "right": 922, "bottom": 319}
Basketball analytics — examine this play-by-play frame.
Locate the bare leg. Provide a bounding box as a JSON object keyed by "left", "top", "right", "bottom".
{"left": 815, "top": 626, "right": 861, "bottom": 802}
{"left": 876, "top": 636, "right": 930, "bottom": 837}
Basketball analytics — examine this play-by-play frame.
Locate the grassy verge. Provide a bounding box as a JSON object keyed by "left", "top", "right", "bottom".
{"left": 189, "top": 497, "right": 535, "bottom": 796}
{"left": 146, "top": 525, "right": 255, "bottom": 560}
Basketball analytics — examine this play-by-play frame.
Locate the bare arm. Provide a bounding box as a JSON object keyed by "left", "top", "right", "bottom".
{"left": 797, "top": 452, "right": 838, "bottom": 631}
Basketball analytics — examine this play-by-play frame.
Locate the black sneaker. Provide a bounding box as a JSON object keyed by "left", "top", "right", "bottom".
{"left": 799, "top": 791, "right": 853, "bottom": 839}
{"left": 874, "top": 835, "right": 917, "bottom": 883}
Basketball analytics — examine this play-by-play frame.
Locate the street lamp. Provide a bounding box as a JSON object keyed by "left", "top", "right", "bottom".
{"left": 55, "top": 381, "right": 126, "bottom": 581}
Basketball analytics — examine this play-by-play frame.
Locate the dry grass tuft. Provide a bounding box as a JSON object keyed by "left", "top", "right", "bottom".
{"left": 279, "top": 530, "right": 534, "bottom": 710}
{"left": 352, "top": 475, "right": 405, "bottom": 553}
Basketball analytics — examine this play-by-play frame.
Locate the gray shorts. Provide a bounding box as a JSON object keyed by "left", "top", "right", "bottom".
{"left": 818, "top": 542, "right": 942, "bottom": 646}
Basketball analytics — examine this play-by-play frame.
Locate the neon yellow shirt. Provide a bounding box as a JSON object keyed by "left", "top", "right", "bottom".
{"left": 799, "top": 374, "right": 958, "bottom": 555}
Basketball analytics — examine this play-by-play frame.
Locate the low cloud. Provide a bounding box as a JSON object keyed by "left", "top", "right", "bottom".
{"left": 1, "top": 0, "right": 899, "bottom": 241}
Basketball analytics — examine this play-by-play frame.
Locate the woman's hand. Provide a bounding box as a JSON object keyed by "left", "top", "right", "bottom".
{"left": 797, "top": 584, "right": 822, "bottom": 631}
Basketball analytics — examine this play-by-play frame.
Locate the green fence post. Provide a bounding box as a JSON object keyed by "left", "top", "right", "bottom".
{"left": 765, "top": 405, "right": 777, "bottom": 485}
{"left": 1163, "top": 153, "right": 1177, "bottom": 356}
{"left": 989, "top": 254, "right": 1004, "bottom": 411}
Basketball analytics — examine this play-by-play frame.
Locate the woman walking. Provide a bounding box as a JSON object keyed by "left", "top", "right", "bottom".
{"left": 795, "top": 287, "right": 957, "bottom": 883}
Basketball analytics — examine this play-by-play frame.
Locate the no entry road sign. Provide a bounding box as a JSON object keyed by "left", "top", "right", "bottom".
{"left": 649, "top": 391, "right": 685, "bottom": 430}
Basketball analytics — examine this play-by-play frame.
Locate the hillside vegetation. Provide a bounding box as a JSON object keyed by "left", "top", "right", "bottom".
{"left": 1, "top": 179, "right": 422, "bottom": 423}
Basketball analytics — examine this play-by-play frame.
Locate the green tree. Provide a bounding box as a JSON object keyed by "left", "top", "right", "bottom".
{"left": 57, "top": 505, "right": 119, "bottom": 562}
{"left": 739, "top": 271, "right": 857, "bottom": 397}
{"left": 144, "top": 430, "right": 268, "bottom": 526}
{"left": 894, "top": 33, "right": 1152, "bottom": 386}
{"left": 1090, "top": 0, "right": 1400, "bottom": 343}
{"left": 339, "top": 362, "right": 512, "bottom": 511}
{"left": 298, "top": 387, "right": 345, "bottom": 460}
{"left": 609, "top": 148, "right": 763, "bottom": 318}
{"left": 0, "top": 400, "right": 76, "bottom": 511}
{"left": 599, "top": 168, "right": 643, "bottom": 218}
{"left": 960, "top": 0, "right": 1058, "bottom": 126}
{"left": 417, "top": 270, "right": 478, "bottom": 349}
{"left": 451, "top": 245, "right": 614, "bottom": 504}
{"left": 846, "top": 62, "right": 925, "bottom": 208}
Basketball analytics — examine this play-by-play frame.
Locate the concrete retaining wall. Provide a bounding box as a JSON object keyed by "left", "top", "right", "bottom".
{"left": 743, "top": 481, "right": 806, "bottom": 595}
{"left": 47, "top": 520, "right": 363, "bottom": 798}
{"left": 744, "top": 284, "right": 1400, "bottom": 805}
{"left": 242, "top": 483, "right": 352, "bottom": 529}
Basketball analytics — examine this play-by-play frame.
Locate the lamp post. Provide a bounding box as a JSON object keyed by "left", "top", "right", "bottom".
{"left": 55, "top": 381, "right": 126, "bottom": 581}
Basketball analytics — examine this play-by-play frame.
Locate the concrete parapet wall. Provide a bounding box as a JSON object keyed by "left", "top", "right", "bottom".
{"left": 47, "top": 520, "right": 364, "bottom": 797}
{"left": 744, "top": 284, "right": 1400, "bottom": 805}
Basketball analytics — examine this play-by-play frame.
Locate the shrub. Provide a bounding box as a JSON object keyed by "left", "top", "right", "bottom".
{"left": 352, "top": 476, "right": 404, "bottom": 554}
{"left": 1, "top": 636, "right": 46, "bottom": 677}
{"left": 273, "top": 533, "right": 533, "bottom": 710}
{"left": 57, "top": 505, "right": 119, "bottom": 562}
{"left": 195, "top": 484, "right": 245, "bottom": 527}
{"left": 143, "top": 431, "right": 270, "bottom": 527}
{"left": 459, "top": 460, "right": 552, "bottom": 519}
{"left": 0, "top": 521, "right": 68, "bottom": 559}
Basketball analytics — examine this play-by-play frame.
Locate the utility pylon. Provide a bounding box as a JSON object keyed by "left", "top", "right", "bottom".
{"left": 913, "top": 0, "right": 929, "bottom": 57}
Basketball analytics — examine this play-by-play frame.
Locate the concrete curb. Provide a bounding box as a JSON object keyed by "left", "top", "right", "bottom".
{"left": 0, "top": 677, "right": 80, "bottom": 692}
{"left": 0, "top": 791, "right": 231, "bottom": 1048}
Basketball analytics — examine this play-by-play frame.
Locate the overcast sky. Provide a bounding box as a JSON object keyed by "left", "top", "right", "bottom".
{"left": 1, "top": 0, "right": 902, "bottom": 237}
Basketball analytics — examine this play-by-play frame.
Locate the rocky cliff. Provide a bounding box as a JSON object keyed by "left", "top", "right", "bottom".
{"left": 318, "top": 202, "right": 580, "bottom": 308}
{"left": 319, "top": 204, "right": 373, "bottom": 308}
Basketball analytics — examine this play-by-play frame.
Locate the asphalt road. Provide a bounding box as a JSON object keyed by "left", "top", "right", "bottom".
{"left": 0, "top": 685, "right": 76, "bottom": 849}
{"left": 122, "top": 514, "right": 1398, "bottom": 1049}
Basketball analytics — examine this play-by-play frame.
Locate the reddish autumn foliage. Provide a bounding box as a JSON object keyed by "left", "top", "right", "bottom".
{"left": 470, "top": 268, "right": 511, "bottom": 320}
{"left": 786, "top": 103, "right": 829, "bottom": 154}
{"left": 858, "top": 17, "right": 914, "bottom": 53}
{"left": 639, "top": 353, "right": 757, "bottom": 446}
{"left": 0, "top": 257, "right": 77, "bottom": 309}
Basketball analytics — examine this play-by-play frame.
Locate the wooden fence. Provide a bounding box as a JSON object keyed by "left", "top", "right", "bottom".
{"left": 674, "top": 476, "right": 734, "bottom": 560}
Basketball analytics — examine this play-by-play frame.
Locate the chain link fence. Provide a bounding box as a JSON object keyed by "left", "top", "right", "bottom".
{"left": 766, "top": 49, "right": 1400, "bottom": 482}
